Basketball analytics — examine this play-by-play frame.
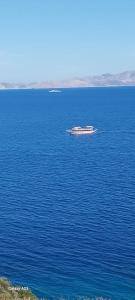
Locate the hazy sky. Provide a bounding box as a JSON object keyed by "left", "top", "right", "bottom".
{"left": 0, "top": 0, "right": 135, "bottom": 82}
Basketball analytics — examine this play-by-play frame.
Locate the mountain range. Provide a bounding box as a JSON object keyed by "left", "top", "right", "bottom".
{"left": 0, "top": 71, "right": 135, "bottom": 89}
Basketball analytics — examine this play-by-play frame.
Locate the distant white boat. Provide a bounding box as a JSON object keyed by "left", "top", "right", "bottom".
{"left": 67, "top": 126, "right": 97, "bottom": 135}
{"left": 49, "top": 89, "right": 61, "bottom": 93}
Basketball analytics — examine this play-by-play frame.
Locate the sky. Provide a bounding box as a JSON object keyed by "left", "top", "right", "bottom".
{"left": 0, "top": 0, "right": 135, "bottom": 82}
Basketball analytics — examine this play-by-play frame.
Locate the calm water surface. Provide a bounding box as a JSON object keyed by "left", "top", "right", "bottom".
{"left": 0, "top": 87, "right": 135, "bottom": 300}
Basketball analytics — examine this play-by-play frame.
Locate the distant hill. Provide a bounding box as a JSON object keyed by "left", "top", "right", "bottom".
{"left": 0, "top": 71, "right": 135, "bottom": 89}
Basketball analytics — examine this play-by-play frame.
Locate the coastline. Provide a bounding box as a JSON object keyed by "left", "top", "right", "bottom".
{"left": 0, "top": 277, "right": 111, "bottom": 300}
{"left": 0, "top": 71, "right": 135, "bottom": 90}
{"left": 0, "top": 84, "right": 135, "bottom": 91}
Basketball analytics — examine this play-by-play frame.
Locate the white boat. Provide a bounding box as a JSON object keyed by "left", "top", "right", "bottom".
{"left": 67, "top": 126, "right": 97, "bottom": 135}
{"left": 49, "top": 89, "right": 61, "bottom": 93}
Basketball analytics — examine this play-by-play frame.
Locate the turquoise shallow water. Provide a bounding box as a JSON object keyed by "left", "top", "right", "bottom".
{"left": 0, "top": 87, "right": 135, "bottom": 300}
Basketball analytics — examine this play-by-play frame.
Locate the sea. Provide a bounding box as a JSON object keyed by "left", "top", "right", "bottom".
{"left": 0, "top": 87, "right": 135, "bottom": 300}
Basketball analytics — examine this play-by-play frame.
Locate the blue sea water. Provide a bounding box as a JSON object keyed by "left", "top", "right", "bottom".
{"left": 0, "top": 87, "right": 135, "bottom": 300}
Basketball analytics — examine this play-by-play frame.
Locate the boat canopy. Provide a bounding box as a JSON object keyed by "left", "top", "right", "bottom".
{"left": 72, "top": 126, "right": 81, "bottom": 130}
{"left": 86, "top": 126, "right": 93, "bottom": 129}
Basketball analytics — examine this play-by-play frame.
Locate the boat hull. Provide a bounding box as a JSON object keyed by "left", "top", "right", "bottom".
{"left": 67, "top": 129, "right": 97, "bottom": 135}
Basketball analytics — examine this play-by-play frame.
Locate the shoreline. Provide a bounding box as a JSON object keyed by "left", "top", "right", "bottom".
{"left": 0, "top": 84, "right": 135, "bottom": 91}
